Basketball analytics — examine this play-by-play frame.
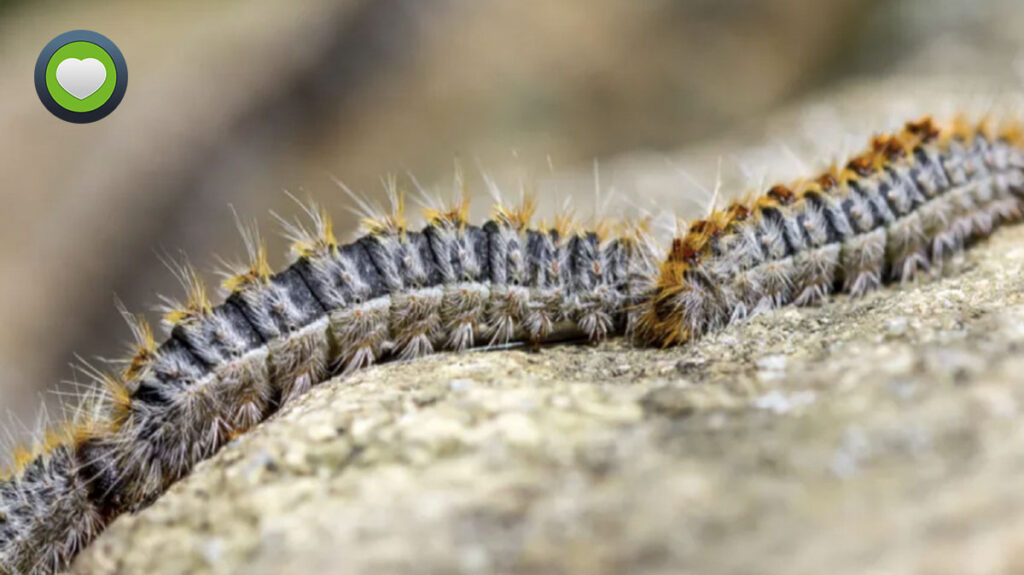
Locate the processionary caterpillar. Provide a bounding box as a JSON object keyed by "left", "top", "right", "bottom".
{"left": 1, "top": 114, "right": 1023, "bottom": 574}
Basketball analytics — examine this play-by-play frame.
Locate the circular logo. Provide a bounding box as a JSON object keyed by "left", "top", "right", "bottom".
{"left": 35, "top": 30, "right": 127, "bottom": 123}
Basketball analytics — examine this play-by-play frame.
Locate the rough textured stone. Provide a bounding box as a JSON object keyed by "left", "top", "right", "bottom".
{"left": 73, "top": 221, "right": 1024, "bottom": 574}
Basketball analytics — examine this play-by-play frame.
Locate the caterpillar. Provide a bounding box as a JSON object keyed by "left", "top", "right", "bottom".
{"left": 637, "top": 116, "right": 1024, "bottom": 345}
{"left": 1, "top": 114, "right": 1023, "bottom": 575}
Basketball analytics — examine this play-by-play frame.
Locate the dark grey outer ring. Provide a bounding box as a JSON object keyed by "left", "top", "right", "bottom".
{"left": 34, "top": 30, "right": 128, "bottom": 124}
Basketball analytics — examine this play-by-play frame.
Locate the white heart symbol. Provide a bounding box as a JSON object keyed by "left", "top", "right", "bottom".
{"left": 55, "top": 58, "right": 107, "bottom": 100}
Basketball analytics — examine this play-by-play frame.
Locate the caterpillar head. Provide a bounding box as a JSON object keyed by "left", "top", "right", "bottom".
{"left": 635, "top": 234, "right": 703, "bottom": 347}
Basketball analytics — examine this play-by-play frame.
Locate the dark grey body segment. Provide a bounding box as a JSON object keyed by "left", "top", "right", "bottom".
{"left": 465, "top": 225, "right": 491, "bottom": 282}
{"left": 482, "top": 221, "right": 507, "bottom": 285}
{"left": 803, "top": 190, "right": 855, "bottom": 244}
{"left": 294, "top": 240, "right": 386, "bottom": 306}
{"left": 171, "top": 301, "right": 264, "bottom": 367}
{"left": 603, "top": 239, "right": 631, "bottom": 290}
{"left": 357, "top": 235, "right": 402, "bottom": 292}
{"left": 567, "top": 233, "right": 600, "bottom": 293}
{"left": 274, "top": 267, "right": 328, "bottom": 328}
{"left": 132, "top": 336, "right": 209, "bottom": 403}
{"left": 227, "top": 267, "right": 326, "bottom": 341}
{"left": 551, "top": 231, "right": 574, "bottom": 289}
{"left": 424, "top": 224, "right": 459, "bottom": 283}
{"left": 345, "top": 240, "right": 390, "bottom": 298}
{"left": 525, "top": 229, "right": 558, "bottom": 289}
{"left": 406, "top": 230, "right": 440, "bottom": 286}
{"left": 505, "top": 228, "right": 528, "bottom": 286}
{"left": 853, "top": 180, "right": 898, "bottom": 227}
{"left": 913, "top": 146, "right": 953, "bottom": 198}
{"left": 778, "top": 207, "right": 810, "bottom": 255}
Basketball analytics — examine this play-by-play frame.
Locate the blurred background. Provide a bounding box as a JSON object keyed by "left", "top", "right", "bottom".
{"left": 1, "top": 0, "right": 1024, "bottom": 421}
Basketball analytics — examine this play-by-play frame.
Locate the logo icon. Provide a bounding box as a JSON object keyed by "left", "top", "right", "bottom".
{"left": 35, "top": 30, "right": 127, "bottom": 123}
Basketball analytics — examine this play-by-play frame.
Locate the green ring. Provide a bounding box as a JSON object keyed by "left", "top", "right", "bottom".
{"left": 44, "top": 41, "right": 117, "bottom": 113}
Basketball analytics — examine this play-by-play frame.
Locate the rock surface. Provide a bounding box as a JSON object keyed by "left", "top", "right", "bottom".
{"left": 74, "top": 221, "right": 1024, "bottom": 574}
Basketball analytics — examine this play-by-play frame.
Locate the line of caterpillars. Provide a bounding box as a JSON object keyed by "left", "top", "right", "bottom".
{"left": 2, "top": 116, "right": 1023, "bottom": 574}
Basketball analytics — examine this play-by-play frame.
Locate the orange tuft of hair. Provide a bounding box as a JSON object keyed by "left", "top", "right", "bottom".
{"left": 998, "top": 117, "right": 1024, "bottom": 146}
{"left": 424, "top": 164, "right": 472, "bottom": 229}
{"left": 291, "top": 205, "right": 338, "bottom": 258}
{"left": 222, "top": 240, "right": 272, "bottom": 293}
{"left": 364, "top": 175, "right": 408, "bottom": 236}
{"left": 424, "top": 194, "right": 471, "bottom": 229}
{"left": 163, "top": 264, "right": 213, "bottom": 325}
{"left": 494, "top": 194, "right": 538, "bottom": 231}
